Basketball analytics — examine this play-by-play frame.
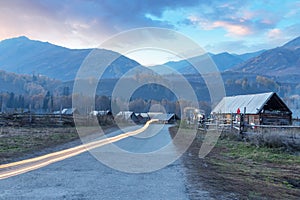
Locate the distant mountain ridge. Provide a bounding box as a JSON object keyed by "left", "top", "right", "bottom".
{"left": 232, "top": 36, "right": 300, "bottom": 76}
{"left": 150, "top": 50, "right": 264, "bottom": 75}
{"left": 0, "top": 35, "right": 299, "bottom": 82}
{"left": 282, "top": 36, "right": 300, "bottom": 50}
{"left": 0, "top": 36, "right": 141, "bottom": 81}
{"left": 1, "top": 36, "right": 300, "bottom": 115}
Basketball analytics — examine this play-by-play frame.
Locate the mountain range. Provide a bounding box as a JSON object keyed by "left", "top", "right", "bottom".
{"left": 151, "top": 37, "right": 300, "bottom": 77}
{"left": 0, "top": 36, "right": 141, "bottom": 81}
{"left": 150, "top": 50, "right": 264, "bottom": 75}
{"left": 1, "top": 35, "right": 299, "bottom": 80}
{"left": 0, "top": 36, "right": 269, "bottom": 81}
{"left": 232, "top": 36, "right": 300, "bottom": 76}
{"left": 0, "top": 36, "right": 299, "bottom": 101}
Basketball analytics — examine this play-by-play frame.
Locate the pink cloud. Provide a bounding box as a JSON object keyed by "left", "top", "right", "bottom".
{"left": 211, "top": 21, "right": 252, "bottom": 36}
{"left": 267, "top": 28, "right": 282, "bottom": 39}
{"left": 188, "top": 16, "right": 253, "bottom": 37}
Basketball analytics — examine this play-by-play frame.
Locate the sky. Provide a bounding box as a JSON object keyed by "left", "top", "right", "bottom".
{"left": 0, "top": 0, "right": 300, "bottom": 65}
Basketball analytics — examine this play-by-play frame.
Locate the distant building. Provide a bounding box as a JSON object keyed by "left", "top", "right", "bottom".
{"left": 183, "top": 107, "right": 205, "bottom": 124}
{"left": 147, "top": 112, "right": 163, "bottom": 119}
{"left": 89, "top": 110, "right": 112, "bottom": 116}
{"left": 152, "top": 113, "right": 180, "bottom": 124}
{"left": 211, "top": 92, "right": 292, "bottom": 125}
{"left": 54, "top": 108, "right": 80, "bottom": 115}
{"left": 136, "top": 113, "right": 150, "bottom": 124}
{"left": 115, "top": 111, "right": 139, "bottom": 123}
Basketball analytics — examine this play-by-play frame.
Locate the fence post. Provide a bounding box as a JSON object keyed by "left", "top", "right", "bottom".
{"left": 230, "top": 112, "right": 233, "bottom": 132}
{"left": 239, "top": 107, "right": 246, "bottom": 134}
{"left": 29, "top": 104, "right": 32, "bottom": 124}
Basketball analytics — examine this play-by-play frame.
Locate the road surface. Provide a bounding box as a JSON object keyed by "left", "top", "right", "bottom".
{"left": 0, "top": 124, "right": 211, "bottom": 199}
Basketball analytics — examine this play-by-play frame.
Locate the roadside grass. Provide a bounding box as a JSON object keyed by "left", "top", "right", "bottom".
{"left": 169, "top": 126, "right": 300, "bottom": 199}
{"left": 0, "top": 124, "right": 120, "bottom": 164}
{"left": 218, "top": 139, "right": 300, "bottom": 164}
{"left": 0, "top": 127, "right": 78, "bottom": 164}
{"left": 203, "top": 137, "right": 300, "bottom": 199}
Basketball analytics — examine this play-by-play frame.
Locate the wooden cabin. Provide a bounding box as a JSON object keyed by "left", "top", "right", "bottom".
{"left": 152, "top": 113, "right": 180, "bottom": 124}
{"left": 115, "top": 111, "right": 139, "bottom": 123}
{"left": 211, "top": 92, "right": 292, "bottom": 125}
{"left": 136, "top": 113, "right": 150, "bottom": 124}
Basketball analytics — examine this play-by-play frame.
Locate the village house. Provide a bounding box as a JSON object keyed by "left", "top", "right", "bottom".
{"left": 53, "top": 108, "right": 80, "bottom": 115}
{"left": 115, "top": 111, "right": 139, "bottom": 123}
{"left": 183, "top": 107, "right": 205, "bottom": 124}
{"left": 152, "top": 113, "right": 180, "bottom": 124}
{"left": 89, "top": 110, "right": 112, "bottom": 116}
{"left": 211, "top": 92, "right": 292, "bottom": 125}
{"left": 147, "top": 112, "right": 163, "bottom": 119}
{"left": 136, "top": 113, "right": 150, "bottom": 124}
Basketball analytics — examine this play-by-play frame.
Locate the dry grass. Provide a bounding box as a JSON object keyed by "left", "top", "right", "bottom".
{"left": 0, "top": 127, "right": 79, "bottom": 164}
{"left": 0, "top": 115, "right": 118, "bottom": 164}
{"left": 170, "top": 126, "right": 300, "bottom": 199}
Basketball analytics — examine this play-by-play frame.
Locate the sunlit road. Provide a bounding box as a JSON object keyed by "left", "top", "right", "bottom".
{"left": 0, "top": 120, "right": 157, "bottom": 180}
{"left": 0, "top": 123, "right": 190, "bottom": 200}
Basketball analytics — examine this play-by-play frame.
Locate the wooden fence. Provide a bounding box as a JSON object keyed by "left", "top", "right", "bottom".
{"left": 200, "top": 120, "right": 300, "bottom": 151}
{"left": 0, "top": 113, "right": 115, "bottom": 127}
{"left": 0, "top": 114, "right": 75, "bottom": 127}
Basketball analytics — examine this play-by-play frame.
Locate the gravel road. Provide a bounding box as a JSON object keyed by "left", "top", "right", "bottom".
{"left": 0, "top": 124, "right": 212, "bottom": 200}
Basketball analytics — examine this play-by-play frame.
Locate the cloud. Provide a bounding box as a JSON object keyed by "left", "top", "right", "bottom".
{"left": 264, "top": 25, "right": 300, "bottom": 48}
{"left": 184, "top": 0, "right": 284, "bottom": 37}
{"left": 0, "top": 0, "right": 299, "bottom": 54}
{"left": 188, "top": 14, "right": 253, "bottom": 36}
{"left": 0, "top": 0, "right": 101, "bottom": 47}
{"left": 220, "top": 22, "right": 252, "bottom": 36}
{"left": 211, "top": 21, "right": 252, "bottom": 36}
{"left": 267, "top": 28, "right": 283, "bottom": 39}
{"left": 0, "top": 0, "right": 205, "bottom": 48}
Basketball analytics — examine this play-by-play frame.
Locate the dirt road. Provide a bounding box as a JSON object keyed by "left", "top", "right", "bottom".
{"left": 0, "top": 124, "right": 213, "bottom": 199}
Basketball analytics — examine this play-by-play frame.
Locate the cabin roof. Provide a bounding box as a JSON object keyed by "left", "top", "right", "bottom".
{"left": 211, "top": 92, "right": 290, "bottom": 114}
{"left": 153, "top": 113, "right": 178, "bottom": 121}
{"left": 136, "top": 113, "right": 149, "bottom": 118}
{"left": 116, "top": 111, "right": 136, "bottom": 120}
{"left": 62, "top": 108, "right": 78, "bottom": 115}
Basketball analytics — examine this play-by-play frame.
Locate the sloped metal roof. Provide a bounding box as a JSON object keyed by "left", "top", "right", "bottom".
{"left": 90, "top": 110, "right": 111, "bottom": 116}
{"left": 211, "top": 92, "right": 274, "bottom": 114}
{"left": 136, "top": 113, "right": 150, "bottom": 118}
{"left": 148, "top": 112, "right": 163, "bottom": 118}
{"left": 153, "top": 113, "right": 176, "bottom": 121}
{"left": 62, "top": 108, "right": 78, "bottom": 115}
{"left": 116, "top": 111, "right": 136, "bottom": 120}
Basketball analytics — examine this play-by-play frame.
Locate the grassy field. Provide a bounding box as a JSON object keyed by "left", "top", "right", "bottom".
{"left": 170, "top": 126, "right": 300, "bottom": 199}
{"left": 0, "top": 127, "right": 79, "bottom": 164}
{"left": 0, "top": 125, "right": 118, "bottom": 164}
{"left": 210, "top": 138, "right": 300, "bottom": 199}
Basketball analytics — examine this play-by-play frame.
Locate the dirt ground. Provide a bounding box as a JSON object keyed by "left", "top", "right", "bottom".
{"left": 170, "top": 126, "right": 300, "bottom": 200}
